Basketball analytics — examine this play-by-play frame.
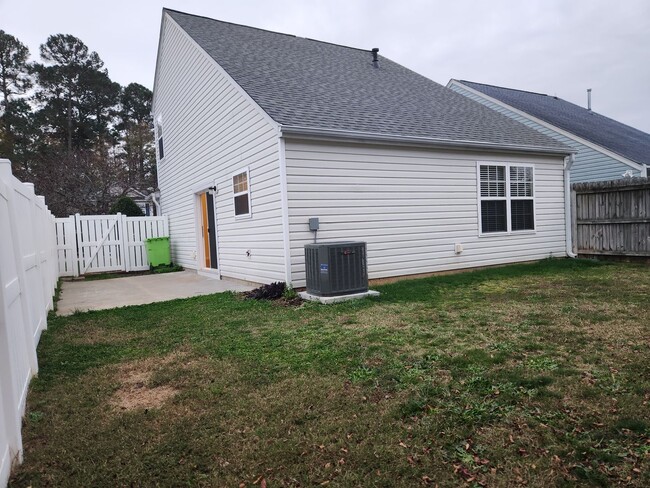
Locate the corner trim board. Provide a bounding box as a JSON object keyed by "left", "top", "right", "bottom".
{"left": 278, "top": 137, "right": 292, "bottom": 284}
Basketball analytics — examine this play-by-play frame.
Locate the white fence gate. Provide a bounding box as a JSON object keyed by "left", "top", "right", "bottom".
{"left": 55, "top": 214, "right": 169, "bottom": 277}
{"left": 0, "top": 159, "right": 58, "bottom": 488}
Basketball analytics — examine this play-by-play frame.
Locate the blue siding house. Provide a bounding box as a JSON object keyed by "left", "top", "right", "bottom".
{"left": 448, "top": 80, "right": 650, "bottom": 182}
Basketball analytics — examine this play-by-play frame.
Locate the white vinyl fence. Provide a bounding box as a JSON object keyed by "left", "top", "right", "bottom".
{"left": 0, "top": 159, "right": 58, "bottom": 488}
{"left": 55, "top": 214, "right": 169, "bottom": 277}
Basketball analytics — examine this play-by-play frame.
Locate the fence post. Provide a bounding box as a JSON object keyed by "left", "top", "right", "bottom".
{"left": 571, "top": 188, "right": 578, "bottom": 255}
{"left": 73, "top": 213, "right": 81, "bottom": 277}
{"left": 35, "top": 195, "right": 54, "bottom": 313}
{"left": 118, "top": 213, "right": 129, "bottom": 272}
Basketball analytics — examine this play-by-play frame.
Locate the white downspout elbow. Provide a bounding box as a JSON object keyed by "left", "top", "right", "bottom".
{"left": 564, "top": 154, "right": 577, "bottom": 258}
{"left": 148, "top": 191, "right": 161, "bottom": 216}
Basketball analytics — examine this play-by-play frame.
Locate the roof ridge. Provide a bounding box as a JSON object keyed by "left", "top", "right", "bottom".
{"left": 462, "top": 79, "right": 650, "bottom": 135}
{"left": 459, "top": 80, "right": 549, "bottom": 98}
{"left": 163, "top": 8, "right": 372, "bottom": 54}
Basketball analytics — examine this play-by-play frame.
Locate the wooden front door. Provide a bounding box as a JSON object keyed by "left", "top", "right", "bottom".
{"left": 199, "top": 192, "right": 218, "bottom": 269}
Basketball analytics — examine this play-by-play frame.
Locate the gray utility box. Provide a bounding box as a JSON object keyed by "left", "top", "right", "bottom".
{"left": 304, "top": 241, "right": 368, "bottom": 297}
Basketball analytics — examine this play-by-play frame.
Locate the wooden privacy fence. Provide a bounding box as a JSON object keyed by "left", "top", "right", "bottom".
{"left": 55, "top": 214, "right": 169, "bottom": 277}
{"left": 573, "top": 178, "right": 650, "bottom": 257}
{"left": 0, "top": 159, "right": 58, "bottom": 487}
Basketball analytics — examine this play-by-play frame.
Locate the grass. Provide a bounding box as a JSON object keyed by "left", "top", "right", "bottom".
{"left": 9, "top": 259, "right": 650, "bottom": 487}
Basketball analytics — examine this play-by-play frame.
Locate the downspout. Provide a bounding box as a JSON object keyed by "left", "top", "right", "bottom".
{"left": 564, "top": 154, "right": 577, "bottom": 258}
{"left": 148, "top": 191, "right": 161, "bottom": 216}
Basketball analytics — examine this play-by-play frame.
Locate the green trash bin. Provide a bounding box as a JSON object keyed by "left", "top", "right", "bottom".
{"left": 145, "top": 237, "right": 171, "bottom": 267}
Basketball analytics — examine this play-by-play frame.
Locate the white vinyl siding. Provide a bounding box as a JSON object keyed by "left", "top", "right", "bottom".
{"left": 448, "top": 83, "right": 643, "bottom": 182}
{"left": 285, "top": 140, "right": 567, "bottom": 287}
{"left": 152, "top": 15, "right": 284, "bottom": 284}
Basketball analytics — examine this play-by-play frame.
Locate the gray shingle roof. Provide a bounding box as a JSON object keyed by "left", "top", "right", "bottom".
{"left": 459, "top": 80, "right": 650, "bottom": 166}
{"left": 165, "top": 9, "right": 570, "bottom": 153}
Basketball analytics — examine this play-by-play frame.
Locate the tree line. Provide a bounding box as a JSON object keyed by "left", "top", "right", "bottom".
{"left": 0, "top": 29, "right": 156, "bottom": 216}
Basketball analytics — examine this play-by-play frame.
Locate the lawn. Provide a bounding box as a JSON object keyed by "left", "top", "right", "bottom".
{"left": 9, "top": 259, "right": 650, "bottom": 487}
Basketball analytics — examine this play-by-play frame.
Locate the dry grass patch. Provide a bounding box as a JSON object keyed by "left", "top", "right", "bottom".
{"left": 108, "top": 351, "right": 193, "bottom": 412}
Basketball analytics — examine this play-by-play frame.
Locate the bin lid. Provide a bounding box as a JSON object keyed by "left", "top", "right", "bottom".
{"left": 145, "top": 237, "right": 170, "bottom": 242}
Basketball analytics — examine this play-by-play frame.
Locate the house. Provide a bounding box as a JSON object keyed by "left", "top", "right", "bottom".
{"left": 447, "top": 80, "right": 650, "bottom": 182}
{"left": 124, "top": 188, "right": 156, "bottom": 216}
{"left": 152, "top": 9, "right": 576, "bottom": 287}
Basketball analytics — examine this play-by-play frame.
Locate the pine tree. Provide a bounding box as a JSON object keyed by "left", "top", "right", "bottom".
{"left": 33, "top": 34, "right": 119, "bottom": 151}
{"left": 0, "top": 31, "right": 34, "bottom": 176}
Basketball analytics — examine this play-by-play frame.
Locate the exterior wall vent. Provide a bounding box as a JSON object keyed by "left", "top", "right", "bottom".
{"left": 304, "top": 241, "right": 368, "bottom": 296}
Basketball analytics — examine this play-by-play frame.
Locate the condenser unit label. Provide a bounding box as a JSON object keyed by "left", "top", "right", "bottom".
{"left": 320, "top": 264, "right": 328, "bottom": 273}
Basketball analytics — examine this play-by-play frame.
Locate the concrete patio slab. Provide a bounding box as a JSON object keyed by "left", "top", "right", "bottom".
{"left": 57, "top": 271, "right": 255, "bottom": 316}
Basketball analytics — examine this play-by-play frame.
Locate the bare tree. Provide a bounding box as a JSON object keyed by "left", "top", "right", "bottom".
{"left": 33, "top": 148, "right": 126, "bottom": 216}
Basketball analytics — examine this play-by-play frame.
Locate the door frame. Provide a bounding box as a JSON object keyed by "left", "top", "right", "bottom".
{"left": 192, "top": 182, "right": 220, "bottom": 279}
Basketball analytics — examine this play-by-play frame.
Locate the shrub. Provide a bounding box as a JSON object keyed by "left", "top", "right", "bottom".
{"left": 245, "top": 282, "right": 286, "bottom": 300}
{"left": 109, "top": 196, "right": 144, "bottom": 216}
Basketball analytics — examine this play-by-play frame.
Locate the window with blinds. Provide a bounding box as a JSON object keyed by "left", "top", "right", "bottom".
{"left": 479, "top": 163, "right": 535, "bottom": 234}
{"left": 509, "top": 166, "right": 534, "bottom": 231}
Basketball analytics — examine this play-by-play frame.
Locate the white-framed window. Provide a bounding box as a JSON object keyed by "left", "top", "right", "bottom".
{"left": 232, "top": 168, "right": 251, "bottom": 218}
{"left": 155, "top": 118, "right": 164, "bottom": 160}
{"left": 477, "top": 162, "right": 535, "bottom": 235}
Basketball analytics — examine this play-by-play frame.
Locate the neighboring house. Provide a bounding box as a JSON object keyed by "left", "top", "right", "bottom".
{"left": 448, "top": 80, "right": 650, "bottom": 182}
{"left": 124, "top": 188, "right": 156, "bottom": 215}
{"left": 152, "top": 9, "right": 575, "bottom": 287}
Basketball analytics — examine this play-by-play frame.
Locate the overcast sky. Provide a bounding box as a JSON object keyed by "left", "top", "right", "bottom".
{"left": 2, "top": 0, "right": 649, "bottom": 132}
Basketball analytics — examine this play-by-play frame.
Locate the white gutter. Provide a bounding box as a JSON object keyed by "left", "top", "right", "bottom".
{"left": 280, "top": 125, "right": 575, "bottom": 156}
{"left": 564, "top": 154, "right": 577, "bottom": 258}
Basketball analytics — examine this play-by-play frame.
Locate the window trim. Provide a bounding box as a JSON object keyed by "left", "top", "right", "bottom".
{"left": 232, "top": 167, "right": 252, "bottom": 219}
{"left": 476, "top": 161, "right": 536, "bottom": 237}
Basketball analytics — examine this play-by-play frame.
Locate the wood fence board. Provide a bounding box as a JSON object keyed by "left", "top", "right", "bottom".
{"left": 573, "top": 178, "right": 650, "bottom": 257}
